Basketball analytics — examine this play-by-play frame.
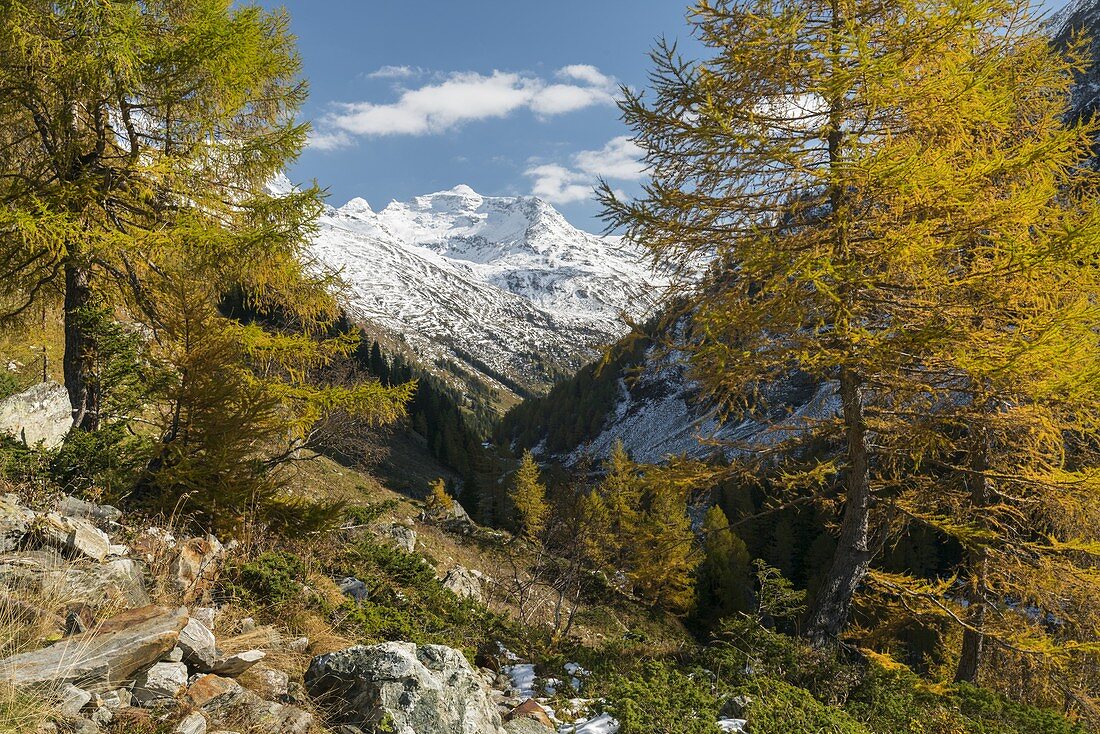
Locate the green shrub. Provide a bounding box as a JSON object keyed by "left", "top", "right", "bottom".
{"left": 221, "top": 550, "right": 307, "bottom": 607}
{"left": 0, "top": 372, "right": 20, "bottom": 401}
{"left": 734, "top": 676, "right": 873, "bottom": 734}
{"left": 950, "top": 682, "right": 1086, "bottom": 734}
{"left": 602, "top": 659, "right": 721, "bottom": 734}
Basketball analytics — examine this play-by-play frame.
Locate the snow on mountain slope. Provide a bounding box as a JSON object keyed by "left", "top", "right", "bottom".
{"left": 559, "top": 345, "right": 838, "bottom": 465}
{"left": 301, "top": 179, "right": 664, "bottom": 399}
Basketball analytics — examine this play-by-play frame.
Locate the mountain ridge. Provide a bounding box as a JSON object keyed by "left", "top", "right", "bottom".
{"left": 291, "top": 176, "right": 665, "bottom": 405}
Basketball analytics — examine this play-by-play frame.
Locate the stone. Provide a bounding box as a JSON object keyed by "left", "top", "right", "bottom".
{"left": 68, "top": 558, "right": 151, "bottom": 609}
{"left": 305, "top": 642, "right": 506, "bottom": 734}
{"left": 719, "top": 694, "right": 752, "bottom": 719}
{"left": 71, "top": 719, "right": 100, "bottom": 734}
{"left": 56, "top": 496, "right": 122, "bottom": 525}
{"left": 131, "top": 661, "right": 188, "bottom": 704}
{"left": 0, "top": 549, "right": 149, "bottom": 612}
{"left": 338, "top": 577, "right": 368, "bottom": 602}
{"left": 211, "top": 650, "right": 265, "bottom": 677}
{"left": 170, "top": 536, "right": 225, "bottom": 603}
{"left": 191, "top": 607, "right": 217, "bottom": 630}
{"left": 174, "top": 712, "right": 208, "bottom": 734}
{"left": 0, "top": 381, "right": 70, "bottom": 448}
{"left": 506, "top": 699, "right": 555, "bottom": 728}
{"left": 0, "top": 605, "right": 188, "bottom": 688}
{"left": 380, "top": 524, "right": 416, "bottom": 552}
{"left": 165, "top": 647, "right": 184, "bottom": 663}
{"left": 29, "top": 512, "right": 111, "bottom": 562}
{"left": 0, "top": 494, "right": 33, "bottom": 552}
{"left": 177, "top": 617, "right": 217, "bottom": 670}
{"left": 65, "top": 608, "right": 90, "bottom": 636}
{"left": 287, "top": 636, "right": 309, "bottom": 654}
{"left": 102, "top": 688, "right": 131, "bottom": 710}
{"left": 253, "top": 667, "right": 289, "bottom": 699}
{"left": 504, "top": 718, "right": 555, "bottom": 734}
{"left": 56, "top": 683, "right": 92, "bottom": 717}
{"left": 186, "top": 674, "right": 311, "bottom": 734}
{"left": 184, "top": 674, "right": 242, "bottom": 709}
{"left": 0, "top": 593, "right": 65, "bottom": 636}
{"left": 441, "top": 565, "right": 483, "bottom": 602}
{"left": 90, "top": 706, "right": 114, "bottom": 726}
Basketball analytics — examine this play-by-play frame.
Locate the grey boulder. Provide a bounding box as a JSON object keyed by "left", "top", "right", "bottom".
{"left": 305, "top": 641, "right": 506, "bottom": 734}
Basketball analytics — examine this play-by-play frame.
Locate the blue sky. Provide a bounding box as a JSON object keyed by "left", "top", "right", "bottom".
{"left": 265, "top": 0, "right": 1073, "bottom": 230}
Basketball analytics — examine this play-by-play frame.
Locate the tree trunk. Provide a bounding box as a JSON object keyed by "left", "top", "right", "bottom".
{"left": 806, "top": 366, "right": 874, "bottom": 647}
{"left": 955, "top": 428, "right": 992, "bottom": 683}
{"left": 63, "top": 259, "right": 99, "bottom": 431}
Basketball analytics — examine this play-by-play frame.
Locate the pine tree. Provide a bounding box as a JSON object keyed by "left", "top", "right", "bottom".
{"left": 425, "top": 477, "right": 454, "bottom": 517}
{"left": 696, "top": 505, "right": 752, "bottom": 624}
{"left": 0, "top": 0, "right": 325, "bottom": 430}
{"left": 630, "top": 473, "right": 698, "bottom": 613}
{"left": 601, "top": 0, "right": 1100, "bottom": 650}
{"left": 510, "top": 450, "right": 549, "bottom": 540}
{"left": 599, "top": 440, "right": 644, "bottom": 567}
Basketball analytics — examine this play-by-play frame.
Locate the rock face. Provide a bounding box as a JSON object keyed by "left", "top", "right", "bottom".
{"left": 0, "top": 604, "right": 187, "bottom": 688}
{"left": 0, "top": 380, "right": 70, "bottom": 448}
{"left": 305, "top": 642, "right": 506, "bottom": 734}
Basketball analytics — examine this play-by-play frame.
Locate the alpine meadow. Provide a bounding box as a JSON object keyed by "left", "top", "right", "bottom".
{"left": 0, "top": 1, "right": 1097, "bottom": 733}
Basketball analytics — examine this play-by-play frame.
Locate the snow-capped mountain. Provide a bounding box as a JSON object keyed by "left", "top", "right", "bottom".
{"left": 1053, "top": 0, "right": 1100, "bottom": 134}
{"left": 297, "top": 179, "right": 664, "bottom": 400}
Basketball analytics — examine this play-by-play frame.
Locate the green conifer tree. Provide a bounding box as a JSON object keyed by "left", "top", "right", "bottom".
{"left": 510, "top": 450, "right": 549, "bottom": 540}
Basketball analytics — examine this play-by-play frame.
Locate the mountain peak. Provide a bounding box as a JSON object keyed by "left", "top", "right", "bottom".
{"left": 442, "top": 183, "right": 479, "bottom": 197}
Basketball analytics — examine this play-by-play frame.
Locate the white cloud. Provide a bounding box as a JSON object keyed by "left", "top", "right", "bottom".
{"left": 308, "top": 129, "right": 354, "bottom": 151}
{"left": 557, "top": 64, "right": 615, "bottom": 88}
{"left": 366, "top": 65, "right": 423, "bottom": 79}
{"left": 525, "top": 135, "right": 645, "bottom": 205}
{"left": 311, "top": 65, "right": 618, "bottom": 146}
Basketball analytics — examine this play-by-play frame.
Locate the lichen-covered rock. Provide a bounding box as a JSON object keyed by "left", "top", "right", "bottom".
{"left": 185, "top": 674, "right": 311, "bottom": 734}
{"left": 305, "top": 642, "right": 506, "bottom": 734}
{"left": 0, "top": 381, "right": 70, "bottom": 448}
{"left": 441, "top": 566, "right": 483, "bottom": 603}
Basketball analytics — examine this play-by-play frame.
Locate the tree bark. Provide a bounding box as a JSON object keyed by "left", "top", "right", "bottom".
{"left": 955, "top": 428, "right": 992, "bottom": 683}
{"left": 63, "top": 258, "right": 99, "bottom": 431}
{"left": 806, "top": 366, "right": 874, "bottom": 648}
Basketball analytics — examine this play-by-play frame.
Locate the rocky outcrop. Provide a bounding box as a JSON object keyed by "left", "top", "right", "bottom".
{"left": 0, "top": 380, "right": 71, "bottom": 448}
{"left": 0, "top": 492, "right": 306, "bottom": 734}
{"left": 305, "top": 642, "right": 506, "bottom": 734}
{"left": 0, "top": 604, "right": 188, "bottom": 688}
